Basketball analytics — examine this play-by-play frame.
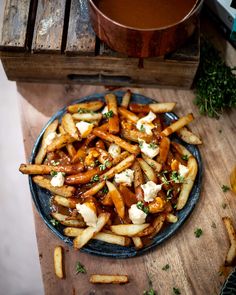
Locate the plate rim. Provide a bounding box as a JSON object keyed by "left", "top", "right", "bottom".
{"left": 29, "top": 90, "right": 203, "bottom": 258}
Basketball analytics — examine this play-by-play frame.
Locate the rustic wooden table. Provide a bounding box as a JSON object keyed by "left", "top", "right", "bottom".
{"left": 16, "top": 17, "right": 236, "bottom": 295}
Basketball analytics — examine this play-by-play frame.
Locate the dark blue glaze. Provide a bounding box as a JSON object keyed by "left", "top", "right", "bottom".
{"left": 221, "top": 268, "right": 236, "bottom": 295}
{"left": 29, "top": 91, "right": 203, "bottom": 258}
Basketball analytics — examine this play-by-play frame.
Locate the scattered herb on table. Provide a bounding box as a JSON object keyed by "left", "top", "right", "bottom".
{"left": 162, "top": 264, "right": 170, "bottom": 271}
{"left": 76, "top": 261, "right": 86, "bottom": 274}
{"left": 194, "top": 38, "right": 236, "bottom": 118}
{"left": 222, "top": 203, "right": 227, "bottom": 209}
{"left": 173, "top": 287, "right": 181, "bottom": 294}
{"left": 222, "top": 185, "right": 230, "bottom": 193}
{"left": 143, "top": 288, "right": 156, "bottom": 295}
{"left": 211, "top": 222, "right": 217, "bottom": 229}
{"left": 194, "top": 228, "right": 203, "bottom": 238}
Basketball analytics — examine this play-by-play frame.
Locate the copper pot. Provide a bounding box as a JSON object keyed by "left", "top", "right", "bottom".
{"left": 89, "top": 0, "right": 203, "bottom": 58}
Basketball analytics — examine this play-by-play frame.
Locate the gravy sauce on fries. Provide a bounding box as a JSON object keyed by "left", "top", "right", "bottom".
{"left": 19, "top": 91, "right": 200, "bottom": 250}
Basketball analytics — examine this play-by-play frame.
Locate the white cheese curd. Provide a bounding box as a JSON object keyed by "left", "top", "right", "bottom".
{"left": 139, "top": 139, "right": 159, "bottom": 159}
{"left": 50, "top": 172, "right": 65, "bottom": 187}
{"left": 76, "top": 203, "right": 98, "bottom": 227}
{"left": 178, "top": 164, "right": 189, "bottom": 178}
{"left": 45, "top": 131, "right": 57, "bottom": 146}
{"left": 141, "top": 181, "right": 162, "bottom": 202}
{"left": 114, "top": 169, "right": 134, "bottom": 186}
{"left": 108, "top": 143, "right": 121, "bottom": 159}
{"left": 102, "top": 106, "right": 108, "bottom": 115}
{"left": 128, "top": 204, "right": 147, "bottom": 225}
{"left": 76, "top": 121, "right": 93, "bottom": 138}
{"left": 136, "top": 111, "right": 156, "bottom": 135}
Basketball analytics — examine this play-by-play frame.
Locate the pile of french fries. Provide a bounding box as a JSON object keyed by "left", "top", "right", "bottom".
{"left": 19, "top": 91, "right": 201, "bottom": 251}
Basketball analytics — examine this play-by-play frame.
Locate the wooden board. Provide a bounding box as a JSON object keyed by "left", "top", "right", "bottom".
{"left": 65, "top": 0, "right": 96, "bottom": 56}
{"left": 0, "top": 0, "right": 31, "bottom": 50}
{"left": 17, "top": 82, "right": 236, "bottom": 295}
{"left": 32, "top": 0, "right": 67, "bottom": 53}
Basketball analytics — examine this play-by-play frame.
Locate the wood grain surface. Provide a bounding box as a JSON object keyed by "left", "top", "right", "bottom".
{"left": 0, "top": 0, "right": 31, "bottom": 50}
{"left": 32, "top": 0, "right": 67, "bottom": 53}
{"left": 65, "top": 0, "right": 96, "bottom": 56}
{"left": 17, "top": 82, "right": 236, "bottom": 295}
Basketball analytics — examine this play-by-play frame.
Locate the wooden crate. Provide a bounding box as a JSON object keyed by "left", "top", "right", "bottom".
{"left": 0, "top": 0, "right": 200, "bottom": 88}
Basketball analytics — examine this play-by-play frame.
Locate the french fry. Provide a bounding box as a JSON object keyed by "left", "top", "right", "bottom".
{"left": 121, "top": 90, "right": 131, "bottom": 108}
{"left": 148, "top": 214, "right": 166, "bottom": 239}
{"left": 166, "top": 213, "right": 178, "bottom": 223}
{"left": 67, "top": 101, "right": 104, "bottom": 113}
{"left": 160, "top": 113, "right": 194, "bottom": 137}
{"left": 112, "top": 151, "right": 130, "bottom": 165}
{"left": 148, "top": 197, "right": 166, "bottom": 213}
{"left": 222, "top": 217, "right": 236, "bottom": 265}
{"left": 93, "top": 128, "right": 140, "bottom": 155}
{"left": 82, "top": 181, "right": 106, "bottom": 198}
{"left": 90, "top": 274, "right": 129, "bottom": 284}
{"left": 158, "top": 137, "right": 170, "bottom": 164}
{"left": 119, "top": 185, "right": 137, "bottom": 207}
{"left": 54, "top": 195, "right": 78, "bottom": 209}
{"left": 47, "top": 133, "right": 75, "bottom": 152}
{"left": 72, "top": 112, "right": 102, "bottom": 122}
{"left": 137, "top": 158, "right": 158, "bottom": 183}
{"left": 33, "top": 176, "right": 76, "bottom": 197}
{"left": 51, "top": 212, "right": 86, "bottom": 227}
{"left": 106, "top": 181, "right": 125, "bottom": 219}
{"left": 54, "top": 246, "right": 64, "bottom": 279}
{"left": 59, "top": 125, "right": 77, "bottom": 158}
{"left": 35, "top": 120, "right": 59, "bottom": 164}
{"left": 64, "top": 228, "right": 131, "bottom": 246}
{"left": 176, "top": 127, "right": 202, "bottom": 145}
{"left": 65, "top": 167, "right": 103, "bottom": 185}
{"left": 149, "top": 102, "right": 176, "bottom": 113}
{"left": 110, "top": 224, "right": 150, "bottom": 237}
{"left": 121, "top": 129, "right": 152, "bottom": 143}
{"left": 19, "top": 163, "right": 84, "bottom": 175}
{"left": 118, "top": 107, "right": 139, "bottom": 123}
{"left": 74, "top": 212, "right": 110, "bottom": 249}
{"left": 101, "top": 193, "right": 113, "bottom": 206}
{"left": 132, "top": 237, "right": 143, "bottom": 249}
{"left": 141, "top": 154, "right": 162, "bottom": 173}
{"left": 101, "top": 154, "right": 135, "bottom": 181}
{"left": 105, "top": 93, "right": 120, "bottom": 134}
{"left": 176, "top": 156, "right": 198, "bottom": 210}
{"left": 129, "top": 103, "right": 150, "bottom": 113}
{"left": 171, "top": 142, "right": 192, "bottom": 158}
{"left": 61, "top": 113, "right": 80, "bottom": 140}
{"left": 132, "top": 160, "right": 144, "bottom": 201}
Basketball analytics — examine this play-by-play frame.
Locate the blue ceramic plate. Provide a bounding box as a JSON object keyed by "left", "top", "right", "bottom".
{"left": 29, "top": 91, "right": 202, "bottom": 258}
{"left": 221, "top": 268, "right": 236, "bottom": 295}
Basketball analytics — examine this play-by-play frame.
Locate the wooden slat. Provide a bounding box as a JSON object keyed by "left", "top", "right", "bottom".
{"left": 0, "top": 0, "right": 31, "bottom": 51}
{"left": 32, "top": 0, "right": 67, "bottom": 53}
{"left": 65, "top": 0, "right": 96, "bottom": 55}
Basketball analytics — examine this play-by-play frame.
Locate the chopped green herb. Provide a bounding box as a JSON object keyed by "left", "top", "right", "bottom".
{"left": 222, "top": 185, "right": 230, "bottom": 193}
{"left": 194, "top": 228, "right": 203, "bottom": 238}
{"left": 211, "top": 222, "right": 216, "bottom": 229}
{"left": 99, "top": 160, "right": 111, "bottom": 171}
{"left": 222, "top": 203, "right": 227, "bottom": 209}
{"left": 173, "top": 204, "right": 177, "bottom": 209}
{"left": 75, "top": 261, "right": 86, "bottom": 274}
{"left": 103, "top": 175, "right": 108, "bottom": 181}
{"left": 148, "top": 142, "right": 158, "bottom": 149}
{"left": 50, "top": 218, "right": 59, "bottom": 227}
{"left": 102, "top": 187, "right": 108, "bottom": 194}
{"left": 91, "top": 174, "right": 100, "bottom": 182}
{"left": 173, "top": 287, "right": 181, "bottom": 294}
{"left": 140, "top": 124, "right": 146, "bottom": 132}
{"left": 51, "top": 160, "right": 60, "bottom": 166}
{"left": 162, "top": 264, "right": 170, "bottom": 271}
{"left": 181, "top": 155, "right": 189, "bottom": 161}
{"left": 139, "top": 141, "right": 144, "bottom": 148}
{"left": 170, "top": 171, "right": 184, "bottom": 183}
{"left": 104, "top": 110, "right": 114, "bottom": 118}
{"left": 167, "top": 188, "right": 173, "bottom": 198}
{"left": 143, "top": 288, "right": 156, "bottom": 295}
{"left": 50, "top": 171, "right": 58, "bottom": 177}
{"left": 137, "top": 201, "right": 149, "bottom": 214}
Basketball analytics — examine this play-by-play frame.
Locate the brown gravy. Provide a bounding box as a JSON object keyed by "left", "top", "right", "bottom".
{"left": 94, "top": 0, "right": 196, "bottom": 29}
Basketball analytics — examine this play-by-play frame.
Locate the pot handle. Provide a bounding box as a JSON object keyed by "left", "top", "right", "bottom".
{"left": 67, "top": 74, "right": 132, "bottom": 84}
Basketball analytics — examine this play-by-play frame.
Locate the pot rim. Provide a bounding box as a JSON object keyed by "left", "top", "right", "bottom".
{"left": 89, "top": 0, "right": 203, "bottom": 32}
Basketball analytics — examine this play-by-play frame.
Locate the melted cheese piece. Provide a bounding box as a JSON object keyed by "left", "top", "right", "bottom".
{"left": 50, "top": 172, "right": 65, "bottom": 187}
{"left": 141, "top": 181, "right": 162, "bottom": 202}
{"left": 136, "top": 111, "right": 156, "bottom": 135}
{"left": 76, "top": 202, "right": 97, "bottom": 227}
{"left": 76, "top": 121, "right": 93, "bottom": 138}
{"left": 129, "top": 204, "right": 147, "bottom": 224}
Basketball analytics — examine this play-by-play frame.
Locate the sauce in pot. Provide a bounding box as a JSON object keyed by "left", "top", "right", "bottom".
{"left": 94, "top": 0, "right": 197, "bottom": 29}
